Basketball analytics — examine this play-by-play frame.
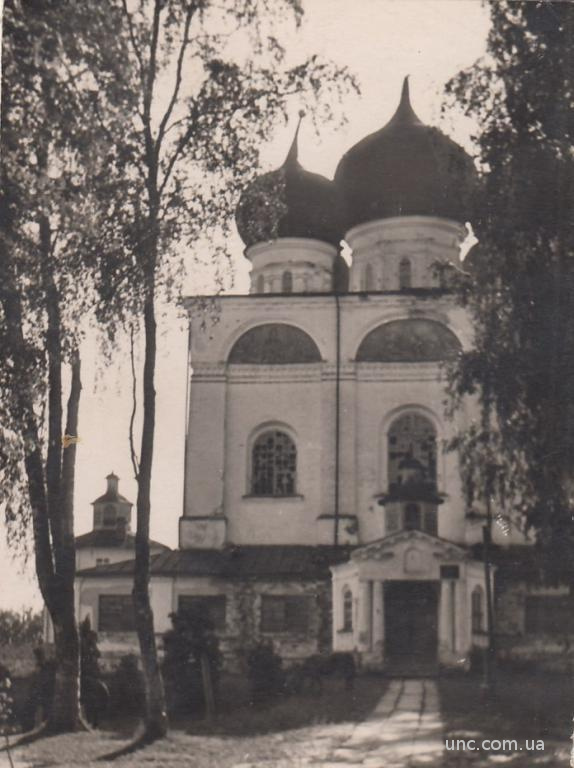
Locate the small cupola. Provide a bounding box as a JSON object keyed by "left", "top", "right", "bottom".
{"left": 235, "top": 116, "right": 343, "bottom": 294}
{"left": 92, "top": 472, "right": 132, "bottom": 532}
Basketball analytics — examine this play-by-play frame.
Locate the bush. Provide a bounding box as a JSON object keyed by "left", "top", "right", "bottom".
{"left": 0, "top": 664, "right": 15, "bottom": 733}
{"left": 108, "top": 654, "right": 145, "bottom": 716}
{"left": 80, "top": 617, "right": 101, "bottom": 685}
{"left": 80, "top": 617, "right": 109, "bottom": 726}
{"left": 0, "top": 610, "right": 42, "bottom": 647}
{"left": 162, "top": 606, "right": 222, "bottom": 715}
{"left": 245, "top": 641, "right": 285, "bottom": 705}
{"left": 22, "top": 646, "right": 56, "bottom": 727}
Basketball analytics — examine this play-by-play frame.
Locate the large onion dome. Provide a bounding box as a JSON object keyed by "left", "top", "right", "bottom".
{"left": 235, "top": 120, "right": 342, "bottom": 247}
{"left": 334, "top": 78, "right": 478, "bottom": 231}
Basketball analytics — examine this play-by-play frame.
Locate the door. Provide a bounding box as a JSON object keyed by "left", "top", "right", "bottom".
{"left": 384, "top": 581, "right": 439, "bottom": 661}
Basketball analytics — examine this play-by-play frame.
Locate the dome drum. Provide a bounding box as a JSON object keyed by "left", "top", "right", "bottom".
{"left": 235, "top": 78, "right": 476, "bottom": 294}
{"left": 346, "top": 216, "right": 467, "bottom": 291}
{"left": 247, "top": 238, "right": 338, "bottom": 294}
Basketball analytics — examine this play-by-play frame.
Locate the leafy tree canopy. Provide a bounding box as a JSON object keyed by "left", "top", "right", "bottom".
{"left": 445, "top": 0, "right": 574, "bottom": 574}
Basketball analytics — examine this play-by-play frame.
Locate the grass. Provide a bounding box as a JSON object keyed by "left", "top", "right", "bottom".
{"left": 8, "top": 669, "right": 572, "bottom": 767}
{"left": 7, "top": 675, "right": 385, "bottom": 767}
{"left": 439, "top": 666, "right": 573, "bottom": 766}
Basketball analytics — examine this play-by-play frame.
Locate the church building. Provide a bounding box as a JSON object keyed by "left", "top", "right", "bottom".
{"left": 72, "top": 80, "right": 571, "bottom": 673}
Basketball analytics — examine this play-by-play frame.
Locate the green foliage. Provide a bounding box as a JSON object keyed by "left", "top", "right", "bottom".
{"left": 0, "top": 610, "right": 42, "bottom": 647}
{"left": 0, "top": 0, "right": 134, "bottom": 555}
{"left": 90, "top": 0, "right": 358, "bottom": 340}
{"left": 0, "top": 665, "right": 13, "bottom": 729}
{"left": 245, "top": 641, "right": 285, "bottom": 705}
{"left": 444, "top": 1, "right": 574, "bottom": 570}
{"left": 109, "top": 654, "right": 145, "bottom": 716}
{"left": 79, "top": 617, "right": 101, "bottom": 687}
{"left": 163, "top": 606, "right": 222, "bottom": 714}
{"left": 30, "top": 646, "right": 56, "bottom": 722}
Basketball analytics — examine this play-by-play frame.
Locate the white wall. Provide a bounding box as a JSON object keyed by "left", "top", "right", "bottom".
{"left": 182, "top": 253, "right": 521, "bottom": 551}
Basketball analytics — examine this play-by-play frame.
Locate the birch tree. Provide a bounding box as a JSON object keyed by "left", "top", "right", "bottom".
{"left": 0, "top": 0, "right": 132, "bottom": 732}
{"left": 93, "top": 0, "right": 357, "bottom": 740}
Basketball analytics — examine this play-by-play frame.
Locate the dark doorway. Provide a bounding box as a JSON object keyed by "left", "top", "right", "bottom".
{"left": 384, "top": 581, "right": 439, "bottom": 667}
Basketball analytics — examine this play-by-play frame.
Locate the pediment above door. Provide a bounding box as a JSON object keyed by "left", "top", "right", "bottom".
{"left": 349, "top": 530, "right": 471, "bottom": 579}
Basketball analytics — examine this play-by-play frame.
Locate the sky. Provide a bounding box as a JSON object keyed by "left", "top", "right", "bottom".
{"left": 0, "top": 0, "right": 491, "bottom": 611}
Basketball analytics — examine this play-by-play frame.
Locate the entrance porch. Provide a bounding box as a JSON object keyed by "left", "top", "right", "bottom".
{"left": 330, "top": 530, "right": 487, "bottom": 672}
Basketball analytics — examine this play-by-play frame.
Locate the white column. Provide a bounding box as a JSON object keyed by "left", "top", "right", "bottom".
{"left": 373, "top": 580, "right": 384, "bottom": 659}
{"left": 449, "top": 580, "right": 457, "bottom": 652}
{"left": 357, "top": 580, "right": 371, "bottom": 650}
{"left": 332, "top": 578, "right": 340, "bottom": 650}
{"left": 439, "top": 579, "right": 451, "bottom": 661}
{"left": 456, "top": 576, "right": 469, "bottom": 654}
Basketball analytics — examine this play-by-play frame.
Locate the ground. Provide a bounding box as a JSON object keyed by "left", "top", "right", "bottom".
{"left": 1, "top": 671, "right": 571, "bottom": 768}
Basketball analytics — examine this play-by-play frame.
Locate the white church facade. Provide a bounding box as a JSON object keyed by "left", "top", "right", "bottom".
{"left": 69, "top": 81, "right": 571, "bottom": 673}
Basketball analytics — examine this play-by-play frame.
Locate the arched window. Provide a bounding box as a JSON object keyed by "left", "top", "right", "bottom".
{"left": 471, "top": 586, "right": 484, "bottom": 633}
{"left": 388, "top": 413, "right": 437, "bottom": 490}
{"left": 256, "top": 274, "right": 265, "bottom": 294}
{"left": 251, "top": 430, "right": 296, "bottom": 496}
{"left": 399, "top": 257, "right": 412, "bottom": 289}
{"left": 282, "top": 270, "right": 293, "bottom": 293}
{"left": 229, "top": 324, "right": 321, "bottom": 365}
{"left": 356, "top": 320, "right": 461, "bottom": 363}
{"left": 342, "top": 587, "right": 353, "bottom": 632}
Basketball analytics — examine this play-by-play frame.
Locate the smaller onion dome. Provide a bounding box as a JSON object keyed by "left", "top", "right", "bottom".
{"left": 236, "top": 118, "right": 342, "bottom": 247}
{"left": 334, "top": 78, "right": 478, "bottom": 230}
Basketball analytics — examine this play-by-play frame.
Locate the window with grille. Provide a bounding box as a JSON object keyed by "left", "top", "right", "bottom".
{"left": 260, "top": 595, "right": 309, "bottom": 633}
{"left": 471, "top": 586, "right": 484, "bottom": 633}
{"left": 178, "top": 595, "right": 226, "bottom": 631}
{"left": 388, "top": 413, "right": 437, "bottom": 490}
{"left": 524, "top": 595, "right": 574, "bottom": 635}
{"left": 251, "top": 430, "right": 296, "bottom": 496}
{"left": 98, "top": 595, "right": 135, "bottom": 632}
{"left": 342, "top": 588, "right": 353, "bottom": 632}
{"left": 387, "top": 505, "right": 437, "bottom": 535}
{"left": 399, "top": 257, "right": 412, "bottom": 289}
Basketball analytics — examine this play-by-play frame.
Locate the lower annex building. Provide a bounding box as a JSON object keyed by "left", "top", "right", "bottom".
{"left": 68, "top": 81, "right": 573, "bottom": 673}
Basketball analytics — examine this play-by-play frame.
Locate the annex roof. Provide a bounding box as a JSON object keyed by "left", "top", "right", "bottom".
{"left": 76, "top": 545, "right": 351, "bottom": 579}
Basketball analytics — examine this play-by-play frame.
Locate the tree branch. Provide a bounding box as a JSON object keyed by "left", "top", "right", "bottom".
{"left": 142, "top": 0, "right": 162, "bottom": 170}
{"left": 156, "top": 3, "right": 195, "bottom": 154}
{"left": 121, "top": 0, "right": 147, "bottom": 92}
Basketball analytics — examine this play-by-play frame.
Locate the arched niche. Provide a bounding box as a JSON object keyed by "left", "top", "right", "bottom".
{"left": 356, "top": 319, "right": 461, "bottom": 363}
{"left": 228, "top": 323, "right": 322, "bottom": 365}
